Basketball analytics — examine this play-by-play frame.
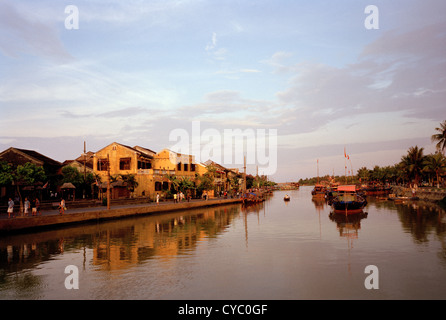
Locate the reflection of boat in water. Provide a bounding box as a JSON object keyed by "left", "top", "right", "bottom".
{"left": 311, "top": 184, "right": 327, "bottom": 199}
{"left": 284, "top": 194, "right": 290, "bottom": 201}
{"left": 329, "top": 210, "right": 368, "bottom": 238}
{"left": 331, "top": 185, "right": 367, "bottom": 215}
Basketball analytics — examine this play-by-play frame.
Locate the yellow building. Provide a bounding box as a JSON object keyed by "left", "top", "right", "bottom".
{"left": 93, "top": 143, "right": 204, "bottom": 200}
{"left": 93, "top": 142, "right": 156, "bottom": 199}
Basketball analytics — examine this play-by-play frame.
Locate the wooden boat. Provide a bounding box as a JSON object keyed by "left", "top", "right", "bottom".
{"left": 284, "top": 194, "right": 290, "bottom": 201}
{"left": 311, "top": 184, "right": 327, "bottom": 199}
{"left": 387, "top": 194, "right": 419, "bottom": 201}
{"left": 360, "top": 183, "right": 391, "bottom": 195}
{"left": 331, "top": 185, "right": 367, "bottom": 215}
{"left": 242, "top": 192, "right": 265, "bottom": 204}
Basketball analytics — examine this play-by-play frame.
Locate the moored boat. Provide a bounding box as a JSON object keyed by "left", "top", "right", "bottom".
{"left": 242, "top": 192, "right": 265, "bottom": 204}
{"left": 311, "top": 184, "right": 327, "bottom": 199}
{"left": 331, "top": 185, "right": 367, "bottom": 215}
{"left": 284, "top": 194, "right": 290, "bottom": 201}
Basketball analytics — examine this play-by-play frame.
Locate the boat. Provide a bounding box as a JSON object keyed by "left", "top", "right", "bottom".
{"left": 284, "top": 194, "right": 290, "bottom": 201}
{"left": 325, "top": 182, "right": 339, "bottom": 204}
{"left": 331, "top": 185, "right": 367, "bottom": 215}
{"left": 311, "top": 184, "right": 327, "bottom": 199}
{"left": 242, "top": 192, "right": 265, "bottom": 204}
{"left": 387, "top": 194, "right": 419, "bottom": 202}
{"left": 360, "top": 183, "right": 391, "bottom": 196}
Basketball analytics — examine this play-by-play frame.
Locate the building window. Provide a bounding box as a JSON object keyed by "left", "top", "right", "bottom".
{"left": 177, "top": 162, "right": 182, "bottom": 171}
{"left": 98, "top": 159, "right": 109, "bottom": 171}
{"left": 155, "top": 182, "right": 162, "bottom": 191}
{"left": 120, "top": 158, "right": 131, "bottom": 170}
{"left": 183, "top": 163, "right": 188, "bottom": 171}
{"left": 190, "top": 163, "right": 196, "bottom": 172}
{"left": 138, "top": 160, "right": 152, "bottom": 170}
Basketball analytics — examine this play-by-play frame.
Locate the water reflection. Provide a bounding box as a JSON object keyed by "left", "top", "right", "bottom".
{"left": 328, "top": 212, "right": 368, "bottom": 240}
{"left": 0, "top": 204, "right": 244, "bottom": 292}
{"left": 1, "top": 189, "right": 446, "bottom": 299}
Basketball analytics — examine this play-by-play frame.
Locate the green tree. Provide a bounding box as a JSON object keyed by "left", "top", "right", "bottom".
{"left": 400, "top": 146, "right": 425, "bottom": 184}
{"left": 62, "top": 166, "right": 83, "bottom": 186}
{"left": 0, "top": 161, "right": 13, "bottom": 186}
{"left": 15, "top": 162, "right": 46, "bottom": 211}
{"left": 423, "top": 152, "right": 446, "bottom": 188}
{"left": 197, "top": 173, "right": 214, "bottom": 194}
{"left": 120, "top": 174, "right": 139, "bottom": 195}
{"left": 166, "top": 174, "right": 180, "bottom": 193}
{"left": 178, "top": 177, "right": 196, "bottom": 195}
{"left": 431, "top": 120, "right": 446, "bottom": 155}
{"left": 357, "top": 166, "right": 370, "bottom": 182}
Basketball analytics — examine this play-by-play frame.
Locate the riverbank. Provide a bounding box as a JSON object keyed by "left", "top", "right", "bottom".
{"left": 390, "top": 186, "right": 446, "bottom": 203}
{"left": 0, "top": 198, "right": 242, "bottom": 234}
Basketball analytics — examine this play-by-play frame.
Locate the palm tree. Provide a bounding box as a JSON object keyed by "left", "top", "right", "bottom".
{"left": 400, "top": 146, "right": 425, "bottom": 185}
{"left": 120, "top": 174, "right": 139, "bottom": 196}
{"left": 423, "top": 153, "right": 446, "bottom": 188}
{"left": 431, "top": 120, "right": 446, "bottom": 155}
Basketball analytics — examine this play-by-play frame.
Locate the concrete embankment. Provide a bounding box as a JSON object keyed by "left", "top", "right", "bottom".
{"left": 0, "top": 198, "right": 242, "bottom": 234}
{"left": 391, "top": 186, "right": 446, "bottom": 203}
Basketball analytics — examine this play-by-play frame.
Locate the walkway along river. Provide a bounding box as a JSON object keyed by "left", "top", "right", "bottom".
{"left": 0, "top": 198, "right": 242, "bottom": 234}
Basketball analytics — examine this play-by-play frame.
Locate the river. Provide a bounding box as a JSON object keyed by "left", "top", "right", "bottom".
{"left": 1, "top": 186, "right": 445, "bottom": 300}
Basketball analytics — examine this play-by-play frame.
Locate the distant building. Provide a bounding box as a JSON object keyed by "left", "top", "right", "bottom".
{"left": 60, "top": 159, "right": 94, "bottom": 174}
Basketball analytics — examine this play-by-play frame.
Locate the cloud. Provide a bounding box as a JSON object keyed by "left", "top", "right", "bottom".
{"left": 205, "top": 32, "right": 217, "bottom": 51}
{"left": 273, "top": 19, "right": 446, "bottom": 136}
{"left": 0, "top": 1, "right": 72, "bottom": 62}
{"left": 61, "top": 106, "right": 151, "bottom": 119}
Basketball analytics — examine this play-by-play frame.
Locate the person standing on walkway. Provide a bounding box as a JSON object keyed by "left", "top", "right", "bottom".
{"left": 174, "top": 193, "right": 177, "bottom": 203}
{"left": 35, "top": 197, "right": 41, "bottom": 215}
{"left": 24, "top": 197, "right": 30, "bottom": 217}
{"left": 7, "top": 198, "right": 14, "bottom": 218}
{"left": 59, "top": 198, "right": 66, "bottom": 214}
{"left": 156, "top": 193, "right": 160, "bottom": 205}
{"left": 32, "top": 198, "right": 37, "bottom": 216}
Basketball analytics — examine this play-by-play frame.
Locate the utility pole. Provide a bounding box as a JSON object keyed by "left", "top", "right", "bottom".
{"left": 243, "top": 155, "right": 247, "bottom": 193}
{"left": 107, "top": 154, "right": 111, "bottom": 210}
{"left": 83, "top": 141, "right": 87, "bottom": 199}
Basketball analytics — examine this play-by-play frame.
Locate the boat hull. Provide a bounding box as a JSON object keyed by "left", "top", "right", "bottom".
{"left": 331, "top": 201, "right": 366, "bottom": 215}
{"left": 332, "top": 207, "right": 364, "bottom": 215}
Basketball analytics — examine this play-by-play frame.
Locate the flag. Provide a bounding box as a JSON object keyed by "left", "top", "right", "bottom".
{"left": 344, "top": 147, "right": 347, "bottom": 158}
{"left": 43, "top": 181, "right": 49, "bottom": 188}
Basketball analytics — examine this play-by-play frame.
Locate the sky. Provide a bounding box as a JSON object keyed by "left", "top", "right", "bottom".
{"left": 0, "top": 0, "right": 445, "bottom": 182}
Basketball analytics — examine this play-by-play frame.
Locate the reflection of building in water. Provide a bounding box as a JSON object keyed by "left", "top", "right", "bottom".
{"left": 92, "top": 206, "right": 240, "bottom": 271}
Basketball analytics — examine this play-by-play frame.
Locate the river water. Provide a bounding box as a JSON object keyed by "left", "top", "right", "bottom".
{"left": 1, "top": 186, "right": 445, "bottom": 300}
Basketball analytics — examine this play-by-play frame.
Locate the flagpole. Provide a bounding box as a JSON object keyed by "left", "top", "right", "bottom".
{"left": 344, "top": 147, "right": 347, "bottom": 184}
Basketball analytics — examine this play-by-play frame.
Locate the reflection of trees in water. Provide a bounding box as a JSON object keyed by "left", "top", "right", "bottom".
{"left": 366, "top": 197, "right": 446, "bottom": 264}
{"left": 394, "top": 201, "right": 446, "bottom": 243}
{"left": 392, "top": 201, "right": 446, "bottom": 265}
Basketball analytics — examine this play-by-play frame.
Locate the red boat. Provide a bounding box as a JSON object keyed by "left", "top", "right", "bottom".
{"left": 331, "top": 185, "right": 367, "bottom": 215}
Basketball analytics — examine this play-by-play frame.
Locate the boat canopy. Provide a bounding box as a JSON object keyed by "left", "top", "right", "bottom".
{"left": 338, "top": 185, "right": 356, "bottom": 192}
